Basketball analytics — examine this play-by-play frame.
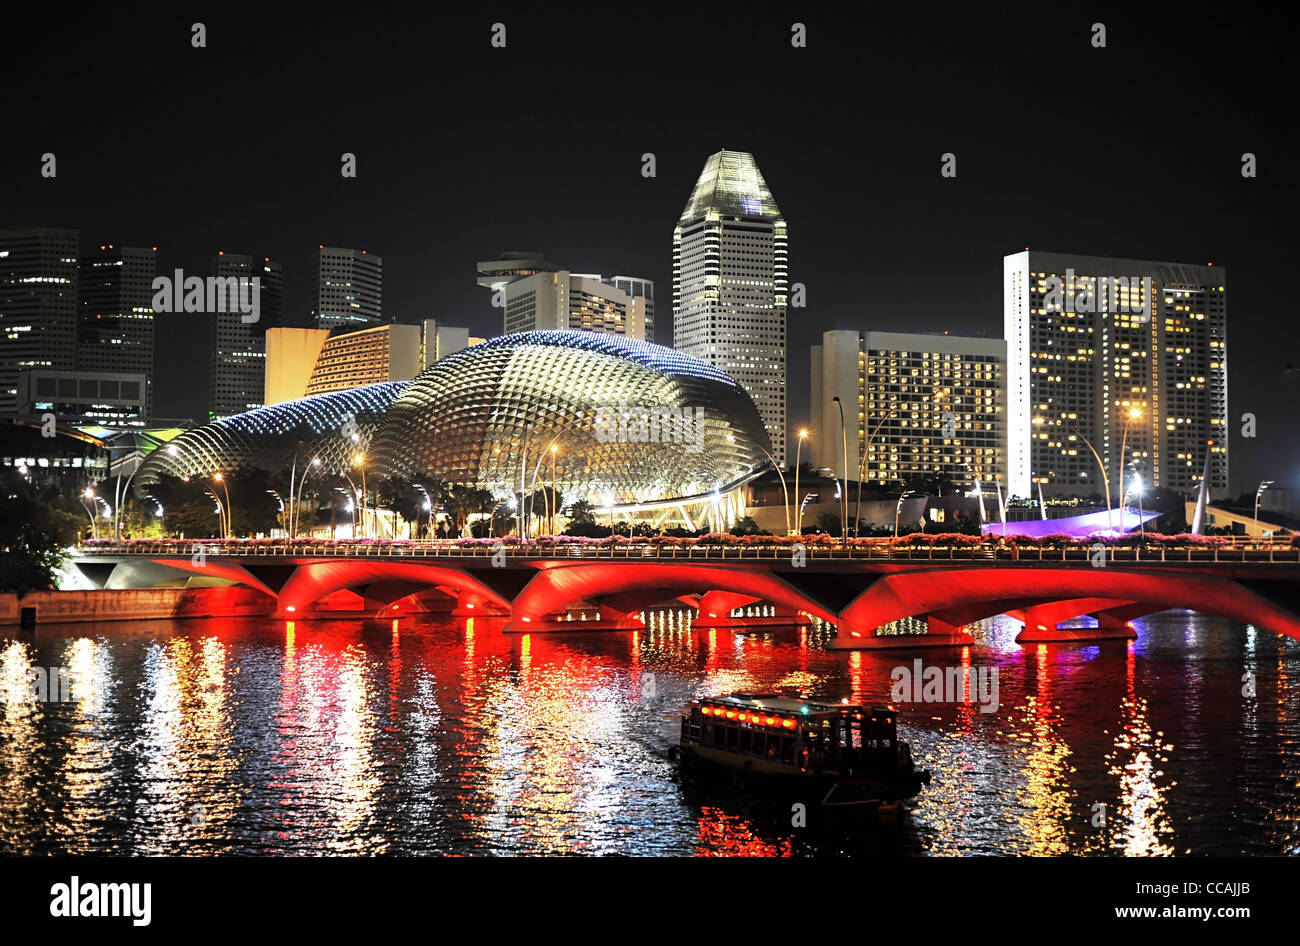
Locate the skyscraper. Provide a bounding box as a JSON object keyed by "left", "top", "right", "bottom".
{"left": 812, "top": 330, "right": 1006, "bottom": 492}
{"left": 1004, "top": 250, "right": 1228, "bottom": 500}
{"left": 78, "top": 244, "right": 156, "bottom": 414}
{"left": 673, "top": 150, "right": 787, "bottom": 463}
{"left": 0, "top": 228, "right": 79, "bottom": 415}
{"left": 209, "top": 252, "right": 283, "bottom": 419}
{"left": 311, "top": 246, "right": 382, "bottom": 331}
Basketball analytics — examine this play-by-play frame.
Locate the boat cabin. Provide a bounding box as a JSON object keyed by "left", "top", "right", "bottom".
{"left": 680, "top": 692, "right": 905, "bottom": 776}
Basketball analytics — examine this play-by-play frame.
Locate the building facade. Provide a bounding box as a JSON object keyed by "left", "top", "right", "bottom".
{"left": 17, "top": 368, "right": 148, "bottom": 428}
{"left": 1004, "top": 251, "right": 1228, "bottom": 500}
{"left": 264, "top": 320, "right": 477, "bottom": 404}
{"left": 502, "top": 270, "right": 649, "bottom": 339}
{"left": 209, "top": 253, "right": 282, "bottom": 420}
{"left": 673, "top": 150, "right": 787, "bottom": 463}
{"left": 0, "top": 228, "right": 79, "bottom": 415}
{"left": 812, "top": 330, "right": 1006, "bottom": 493}
{"left": 311, "top": 246, "right": 382, "bottom": 331}
{"left": 77, "top": 244, "right": 156, "bottom": 415}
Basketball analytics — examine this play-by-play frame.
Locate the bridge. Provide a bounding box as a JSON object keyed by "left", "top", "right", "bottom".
{"left": 69, "top": 538, "right": 1300, "bottom": 648}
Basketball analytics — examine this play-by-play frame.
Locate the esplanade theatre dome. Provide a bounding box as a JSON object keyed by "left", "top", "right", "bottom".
{"left": 369, "top": 331, "right": 770, "bottom": 507}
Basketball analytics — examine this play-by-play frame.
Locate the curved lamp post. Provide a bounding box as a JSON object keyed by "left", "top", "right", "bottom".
{"left": 832, "top": 397, "right": 848, "bottom": 548}
{"left": 793, "top": 429, "right": 809, "bottom": 535}
{"left": 853, "top": 406, "right": 899, "bottom": 539}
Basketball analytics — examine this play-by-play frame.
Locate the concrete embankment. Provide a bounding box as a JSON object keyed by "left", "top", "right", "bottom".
{"left": 1, "top": 587, "right": 275, "bottom": 626}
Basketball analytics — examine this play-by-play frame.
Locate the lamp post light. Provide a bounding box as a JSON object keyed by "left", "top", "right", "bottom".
{"left": 729, "top": 433, "right": 790, "bottom": 536}
{"left": 211, "top": 472, "right": 232, "bottom": 539}
{"left": 549, "top": 444, "right": 558, "bottom": 537}
{"left": 1064, "top": 425, "right": 1111, "bottom": 529}
{"left": 293, "top": 457, "right": 322, "bottom": 539}
{"left": 351, "top": 453, "right": 369, "bottom": 539}
{"left": 894, "top": 487, "right": 912, "bottom": 538}
{"left": 1255, "top": 480, "right": 1276, "bottom": 532}
{"left": 1117, "top": 405, "right": 1143, "bottom": 516}
{"left": 1131, "top": 469, "right": 1146, "bottom": 537}
{"left": 605, "top": 491, "right": 616, "bottom": 554}
{"left": 854, "top": 406, "right": 899, "bottom": 539}
{"left": 82, "top": 488, "right": 98, "bottom": 540}
{"left": 832, "top": 397, "right": 848, "bottom": 548}
{"left": 793, "top": 429, "right": 808, "bottom": 535}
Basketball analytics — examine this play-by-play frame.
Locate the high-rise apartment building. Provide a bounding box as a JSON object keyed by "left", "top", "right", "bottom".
{"left": 311, "top": 246, "right": 382, "bottom": 331}
{"left": 673, "top": 150, "right": 787, "bottom": 463}
{"left": 0, "top": 228, "right": 79, "bottom": 415}
{"left": 77, "top": 244, "right": 156, "bottom": 414}
{"left": 608, "top": 275, "right": 655, "bottom": 342}
{"left": 501, "top": 270, "right": 649, "bottom": 339}
{"left": 812, "top": 330, "right": 1006, "bottom": 492}
{"left": 1004, "top": 251, "right": 1228, "bottom": 500}
{"left": 209, "top": 252, "right": 283, "bottom": 419}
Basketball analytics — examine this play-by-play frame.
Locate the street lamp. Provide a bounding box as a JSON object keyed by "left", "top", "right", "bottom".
{"left": 854, "top": 406, "right": 899, "bottom": 539}
{"left": 211, "top": 472, "right": 232, "bottom": 539}
{"left": 351, "top": 453, "right": 368, "bottom": 538}
{"left": 81, "top": 488, "right": 98, "bottom": 540}
{"left": 895, "top": 487, "right": 912, "bottom": 538}
{"left": 293, "top": 457, "right": 322, "bottom": 539}
{"left": 729, "top": 433, "right": 790, "bottom": 536}
{"left": 1131, "top": 468, "right": 1146, "bottom": 537}
{"left": 1117, "top": 405, "right": 1143, "bottom": 514}
{"left": 1255, "top": 480, "right": 1276, "bottom": 531}
{"left": 1063, "top": 425, "right": 1112, "bottom": 529}
{"left": 793, "top": 429, "right": 809, "bottom": 535}
{"left": 832, "top": 397, "right": 848, "bottom": 548}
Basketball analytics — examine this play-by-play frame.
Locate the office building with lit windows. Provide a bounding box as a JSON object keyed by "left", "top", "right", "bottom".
{"left": 0, "top": 227, "right": 79, "bottom": 415}
{"left": 811, "top": 330, "right": 1006, "bottom": 492}
{"left": 77, "top": 244, "right": 156, "bottom": 414}
{"left": 673, "top": 150, "right": 787, "bottom": 463}
{"left": 209, "top": 252, "right": 283, "bottom": 420}
{"left": 1004, "top": 251, "right": 1227, "bottom": 500}
{"left": 501, "top": 270, "right": 649, "bottom": 340}
{"left": 311, "top": 246, "right": 382, "bottom": 331}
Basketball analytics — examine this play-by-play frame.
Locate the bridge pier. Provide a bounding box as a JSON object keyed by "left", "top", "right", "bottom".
{"left": 1014, "top": 612, "right": 1137, "bottom": 643}
{"left": 831, "top": 616, "right": 975, "bottom": 650}
{"left": 691, "top": 590, "right": 760, "bottom": 628}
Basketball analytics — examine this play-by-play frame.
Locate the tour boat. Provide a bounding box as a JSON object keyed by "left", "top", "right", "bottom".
{"left": 672, "top": 692, "right": 930, "bottom": 814}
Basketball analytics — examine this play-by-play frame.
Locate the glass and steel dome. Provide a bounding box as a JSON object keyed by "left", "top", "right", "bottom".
{"left": 134, "top": 382, "right": 407, "bottom": 490}
{"left": 370, "top": 331, "right": 771, "bottom": 506}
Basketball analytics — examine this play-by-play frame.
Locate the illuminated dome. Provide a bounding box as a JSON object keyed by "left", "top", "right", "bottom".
{"left": 370, "top": 331, "right": 770, "bottom": 506}
{"left": 135, "top": 382, "right": 406, "bottom": 489}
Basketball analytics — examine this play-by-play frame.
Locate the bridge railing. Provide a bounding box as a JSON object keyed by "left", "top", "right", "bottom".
{"left": 73, "top": 538, "right": 1300, "bottom": 564}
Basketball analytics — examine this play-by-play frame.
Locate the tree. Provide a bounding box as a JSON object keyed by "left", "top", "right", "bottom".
{"left": 0, "top": 475, "right": 81, "bottom": 592}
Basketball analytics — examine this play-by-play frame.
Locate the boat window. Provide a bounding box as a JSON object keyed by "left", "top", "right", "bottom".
{"left": 739, "top": 728, "right": 752, "bottom": 752}
{"left": 850, "top": 720, "right": 862, "bottom": 749}
{"left": 780, "top": 737, "right": 795, "bottom": 764}
{"left": 726, "top": 725, "right": 738, "bottom": 749}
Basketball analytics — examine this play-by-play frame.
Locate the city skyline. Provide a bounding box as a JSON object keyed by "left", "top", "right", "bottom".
{"left": 3, "top": 7, "right": 1295, "bottom": 498}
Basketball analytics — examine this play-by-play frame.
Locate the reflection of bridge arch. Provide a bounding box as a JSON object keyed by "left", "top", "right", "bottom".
{"left": 510, "top": 563, "right": 836, "bottom": 628}
{"left": 838, "top": 567, "right": 1300, "bottom": 642}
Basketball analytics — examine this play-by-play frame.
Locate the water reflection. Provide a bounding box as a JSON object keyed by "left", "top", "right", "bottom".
{"left": 0, "top": 608, "right": 1295, "bottom": 856}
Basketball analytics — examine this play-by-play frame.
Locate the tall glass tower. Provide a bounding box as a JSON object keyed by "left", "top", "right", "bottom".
{"left": 673, "top": 150, "right": 787, "bottom": 463}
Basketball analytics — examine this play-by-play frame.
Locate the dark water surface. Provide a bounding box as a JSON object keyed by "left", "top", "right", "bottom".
{"left": 1, "top": 610, "right": 1296, "bottom": 856}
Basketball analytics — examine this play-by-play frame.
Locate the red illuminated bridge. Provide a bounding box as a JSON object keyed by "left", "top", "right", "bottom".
{"left": 71, "top": 540, "right": 1300, "bottom": 648}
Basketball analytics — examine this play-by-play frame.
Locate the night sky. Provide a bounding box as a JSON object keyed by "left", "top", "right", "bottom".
{"left": 5, "top": 3, "right": 1296, "bottom": 496}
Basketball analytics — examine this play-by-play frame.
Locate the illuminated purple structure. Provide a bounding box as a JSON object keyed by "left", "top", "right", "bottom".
{"left": 982, "top": 506, "right": 1162, "bottom": 538}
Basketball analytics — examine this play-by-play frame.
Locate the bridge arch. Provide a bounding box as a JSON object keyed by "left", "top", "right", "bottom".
{"left": 509, "top": 563, "right": 836, "bottom": 628}
{"left": 275, "top": 561, "right": 512, "bottom": 618}
{"left": 839, "top": 567, "right": 1300, "bottom": 642}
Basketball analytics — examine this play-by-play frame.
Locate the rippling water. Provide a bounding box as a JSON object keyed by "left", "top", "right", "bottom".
{"left": 1, "top": 610, "right": 1296, "bottom": 856}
